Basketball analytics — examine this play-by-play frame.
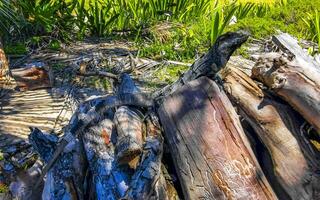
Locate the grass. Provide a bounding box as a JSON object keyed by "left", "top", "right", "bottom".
{"left": 0, "top": 183, "right": 8, "bottom": 193}
{"left": 1, "top": 0, "right": 320, "bottom": 63}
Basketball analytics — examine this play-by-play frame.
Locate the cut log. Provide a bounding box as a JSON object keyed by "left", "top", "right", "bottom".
{"left": 114, "top": 74, "right": 144, "bottom": 165}
{"left": 82, "top": 109, "right": 131, "bottom": 200}
{"left": 251, "top": 53, "right": 320, "bottom": 132}
{"left": 221, "top": 65, "right": 320, "bottom": 200}
{"left": 114, "top": 106, "right": 144, "bottom": 165}
{"left": 153, "top": 32, "right": 249, "bottom": 99}
{"left": 158, "top": 77, "right": 277, "bottom": 200}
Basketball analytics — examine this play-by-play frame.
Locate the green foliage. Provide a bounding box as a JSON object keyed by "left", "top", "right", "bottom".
{"left": 1, "top": 0, "right": 320, "bottom": 63}
{"left": 0, "top": 183, "right": 8, "bottom": 193}
{"left": 303, "top": 10, "right": 320, "bottom": 48}
{"left": 86, "top": 0, "right": 119, "bottom": 37}
{"left": 154, "top": 64, "right": 189, "bottom": 83}
{"left": 4, "top": 43, "right": 28, "bottom": 54}
{"left": 12, "top": 0, "right": 77, "bottom": 39}
{"left": 209, "top": 2, "right": 237, "bottom": 45}
{"left": 48, "top": 39, "right": 61, "bottom": 50}
{"left": 0, "top": 0, "right": 17, "bottom": 37}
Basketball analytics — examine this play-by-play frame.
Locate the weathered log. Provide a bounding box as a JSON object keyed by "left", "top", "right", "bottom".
{"left": 125, "top": 112, "right": 179, "bottom": 200}
{"left": 221, "top": 65, "right": 320, "bottom": 200}
{"left": 251, "top": 52, "right": 320, "bottom": 132}
{"left": 114, "top": 74, "right": 144, "bottom": 165}
{"left": 158, "top": 77, "right": 277, "bottom": 199}
{"left": 114, "top": 106, "right": 144, "bottom": 165}
{"left": 82, "top": 110, "right": 131, "bottom": 200}
{"left": 153, "top": 31, "right": 249, "bottom": 99}
{"left": 29, "top": 127, "right": 87, "bottom": 200}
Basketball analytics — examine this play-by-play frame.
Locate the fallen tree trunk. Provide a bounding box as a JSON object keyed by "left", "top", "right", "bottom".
{"left": 221, "top": 65, "right": 320, "bottom": 200}
{"left": 158, "top": 77, "right": 277, "bottom": 199}
{"left": 251, "top": 53, "right": 320, "bottom": 132}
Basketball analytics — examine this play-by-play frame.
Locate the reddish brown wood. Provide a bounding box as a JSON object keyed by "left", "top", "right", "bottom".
{"left": 221, "top": 65, "right": 320, "bottom": 200}
{"left": 11, "top": 64, "right": 53, "bottom": 91}
{"left": 158, "top": 77, "right": 277, "bottom": 200}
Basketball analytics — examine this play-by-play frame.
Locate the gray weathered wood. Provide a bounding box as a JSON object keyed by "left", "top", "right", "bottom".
{"left": 272, "top": 32, "right": 320, "bottom": 68}
{"left": 221, "top": 65, "right": 320, "bottom": 200}
{"left": 158, "top": 77, "right": 277, "bottom": 200}
{"left": 82, "top": 110, "right": 131, "bottom": 200}
{"left": 252, "top": 53, "right": 320, "bottom": 132}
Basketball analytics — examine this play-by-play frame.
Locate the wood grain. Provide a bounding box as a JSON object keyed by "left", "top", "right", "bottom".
{"left": 251, "top": 53, "right": 320, "bottom": 132}
{"left": 222, "top": 65, "right": 320, "bottom": 200}
{"left": 158, "top": 77, "right": 276, "bottom": 200}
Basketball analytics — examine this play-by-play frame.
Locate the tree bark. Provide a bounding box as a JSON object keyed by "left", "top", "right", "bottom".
{"left": 251, "top": 53, "right": 320, "bottom": 132}
{"left": 221, "top": 65, "right": 320, "bottom": 200}
{"left": 0, "top": 39, "right": 9, "bottom": 77}
{"left": 158, "top": 77, "right": 277, "bottom": 200}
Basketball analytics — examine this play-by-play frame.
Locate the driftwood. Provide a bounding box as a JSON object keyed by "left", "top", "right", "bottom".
{"left": 158, "top": 77, "right": 277, "bottom": 199}
{"left": 251, "top": 53, "right": 320, "bottom": 132}
{"left": 221, "top": 65, "right": 320, "bottom": 199}
{"left": 272, "top": 32, "right": 320, "bottom": 68}
{"left": 153, "top": 32, "right": 249, "bottom": 99}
